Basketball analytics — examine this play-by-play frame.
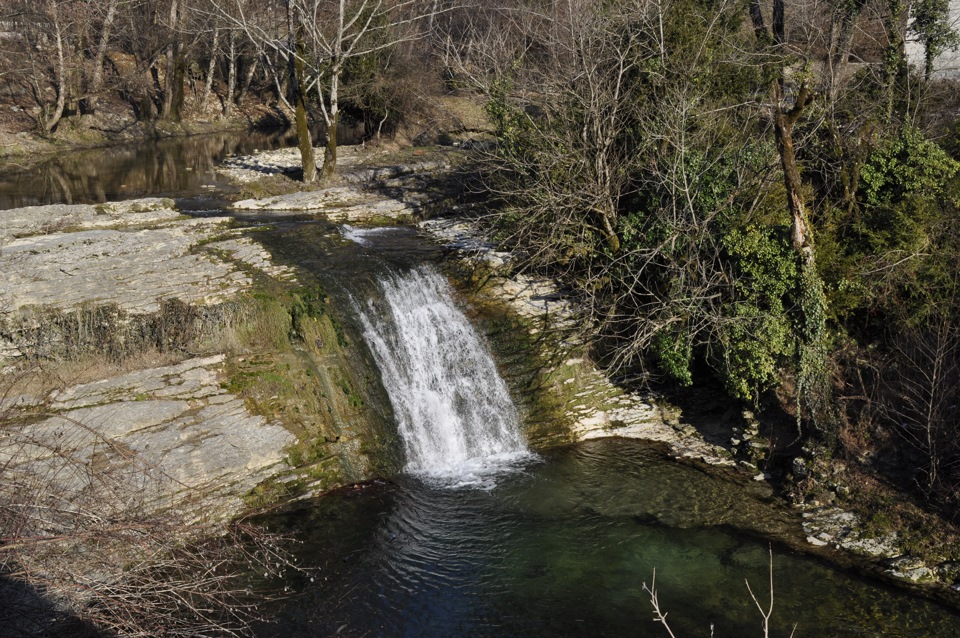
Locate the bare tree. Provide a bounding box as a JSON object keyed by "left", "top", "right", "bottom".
{"left": 200, "top": 24, "right": 220, "bottom": 108}
{"left": 1, "top": 0, "right": 86, "bottom": 133}
{"left": 82, "top": 0, "right": 122, "bottom": 115}
{"left": 643, "top": 547, "right": 797, "bottom": 637}
{"left": 877, "top": 310, "right": 960, "bottom": 500}
{"left": 212, "top": 0, "right": 446, "bottom": 181}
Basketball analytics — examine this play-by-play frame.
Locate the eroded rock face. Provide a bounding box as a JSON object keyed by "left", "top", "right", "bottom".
{"left": 0, "top": 198, "right": 181, "bottom": 242}
{"left": 0, "top": 198, "right": 295, "bottom": 364}
{"left": 3, "top": 356, "right": 294, "bottom": 521}
{"left": 0, "top": 198, "right": 302, "bottom": 521}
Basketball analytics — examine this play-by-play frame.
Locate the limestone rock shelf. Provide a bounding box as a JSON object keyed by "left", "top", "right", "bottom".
{"left": 0, "top": 197, "right": 300, "bottom": 521}
{"left": 0, "top": 198, "right": 294, "bottom": 318}
{"left": 3, "top": 355, "right": 294, "bottom": 521}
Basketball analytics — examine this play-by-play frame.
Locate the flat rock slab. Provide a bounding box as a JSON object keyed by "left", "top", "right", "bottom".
{"left": 0, "top": 200, "right": 295, "bottom": 316}
{"left": 3, "top": 355, "right": 294, "bottom": 520}
{"left": 0, "top": 198, "right": 181, "bottom": 244}
{"left": 223, "top": 146, "right": 453, "bottom": 220}
{"left": 802, "top": 506, "right": 900, "bottom": 558}
{"left": 218, "top": 145, "right": 450, "bottom": 186}
{"left": 218, "top": 147, "right": 363, "bottom": 183}
{"left": 233, "top": 185, "right": 413, "bottom": 220}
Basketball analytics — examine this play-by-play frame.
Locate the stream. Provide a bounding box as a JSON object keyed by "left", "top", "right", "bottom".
{"left": 2, "top": 134, "right": 960, "bottom": 636}
{"left": 248, "top": 220, "right": 960, "bottom": 637}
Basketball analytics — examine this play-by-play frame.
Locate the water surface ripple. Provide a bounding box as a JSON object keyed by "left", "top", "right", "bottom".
{"left": 258, "top": 439, "right": 960, "bottom": 637}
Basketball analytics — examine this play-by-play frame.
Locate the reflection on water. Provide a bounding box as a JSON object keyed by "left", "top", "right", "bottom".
{"left": 255, "top": 439, "right": 960, "bottom": 637}
{"left": 0, "top": 130, "right": 295, "bottom": 209}
{"left": 0, "top": 122, "right": 363, "bottom": 210}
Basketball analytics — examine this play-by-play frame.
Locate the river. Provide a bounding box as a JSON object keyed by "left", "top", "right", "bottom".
{"left": 0, "top": 122, "right": 364, "bottom": 209}
{"left": 2, "top": 133, "right": 959, "bottom": 636}
{"left": 245, "top": 220, "right": 960, "bottom": 637}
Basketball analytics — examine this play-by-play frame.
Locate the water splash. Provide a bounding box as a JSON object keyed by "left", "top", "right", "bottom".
{"left": 340, "top": 224, "right": 404, "bottom": 246}
{"left": 357, "top": 265, "right": 532, "bottom": 488}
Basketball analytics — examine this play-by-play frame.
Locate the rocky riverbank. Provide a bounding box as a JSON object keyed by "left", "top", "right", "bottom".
{"left": 4, "top": 141, "right": 957, "bottom": 617}
{"left": 0, "top": 192, "right": 393, "bottom": 524}
{"left": 0, "top": 198, "right": 292, "bottom": 517}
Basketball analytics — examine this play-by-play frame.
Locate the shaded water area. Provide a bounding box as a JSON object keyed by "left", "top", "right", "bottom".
{"left": 255, "top": 439, "right": 960, "bottom": 637}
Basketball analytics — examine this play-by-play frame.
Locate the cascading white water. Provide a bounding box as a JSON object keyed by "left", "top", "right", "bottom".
{"left": 357, "top": 265, "right": 532, "bottom": 487}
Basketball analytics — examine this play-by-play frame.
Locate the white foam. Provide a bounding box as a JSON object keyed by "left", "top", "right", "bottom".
{"left": 358, "top": 265, "right": 534, "bottom": 488}
{"left": 340, "top": 224, "right": 403, "bottom": 246}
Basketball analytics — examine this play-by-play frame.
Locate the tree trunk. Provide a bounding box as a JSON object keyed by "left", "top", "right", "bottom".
{"left": 321, "top": 0, "right": 347, "bottom": 179}
{"left": 773, "top": 85, "right": 813, "bottom": 253}
{"left": 236, "top": 55, "right": 259, "bottom": 106}
{"left": 223, "top": 29, "right": 236, "bottom": 117}
{"left": 760, "top": 0, "right": 835, "bottom": 438}
{"left": 172, "top": 56, "right": 186, "bottom": 120}
{"left": 161, "top": 0, "right": 184, "bottom": 121}
{"left": 748, "top": 0, "right": 768, "bottom": 43}
{"left": 202, "top": 27, "right": 219, "bottom": 109}
{"left": 42, "top": 0, "right": 67, "bottom": 133}
{"left": 288, "top": 2, "right": 316, "bottom": 183}
{"left": 883, "top": 0, "right": 909, "bottom": 123}
{"left": 161, "top": 0, "right": 177, "bottom": 119}
{"left": 826, "top": 0, "right": 867, "bottom": 104}
{"left": 322, "top": 68, "right": 339, "bottom": 179}
{"left": 86, "top": 0, "right": 119, "bottom": 114}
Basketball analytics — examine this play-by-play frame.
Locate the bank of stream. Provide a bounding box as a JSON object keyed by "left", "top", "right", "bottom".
{"left": 1, "top": 132, "right": 959, "bottom": 634}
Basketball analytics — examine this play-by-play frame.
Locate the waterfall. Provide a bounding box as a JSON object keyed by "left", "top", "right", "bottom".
{"left": 357, "top": 265, "right": 531, "bottom": 487}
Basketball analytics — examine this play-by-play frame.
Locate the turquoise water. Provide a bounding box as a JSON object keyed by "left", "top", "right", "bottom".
{"left": 256, "top": 439, "right": 960, "bottom": 637}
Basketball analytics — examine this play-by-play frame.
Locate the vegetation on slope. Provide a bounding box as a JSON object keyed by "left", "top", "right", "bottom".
{"left": 447, "top": 0, "right": 960, "bottom": 528}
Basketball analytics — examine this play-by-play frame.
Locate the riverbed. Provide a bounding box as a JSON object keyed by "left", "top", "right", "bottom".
{"left": 2, "top": 132, "right": 959, "bottom": 636}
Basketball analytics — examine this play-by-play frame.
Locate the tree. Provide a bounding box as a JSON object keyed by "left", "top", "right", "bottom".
{"left": 644, "top": 547, "right": 797, "bottom": 637}
{"left": 1, "top": 0, "right": 85, "bottom": 133}
{"left": 912, "top": 0, "right": 960, "bottom": 80}
{"left": 748, "top": 0, "right": 836, "bottom": 436}
{"left": 215, "top": 0, "right": 443, "bottom": 181}
{"left": 83, "top": 0, "right": 120, "bottom": 115}
{"left": 159, "top": 0, "right": 184, "bottom": 121}
{"left": 880, "top": 311, "right": 960, "bottom": 500}
{"left": 474, "top": 0, "right": 803, "bottom": 402}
